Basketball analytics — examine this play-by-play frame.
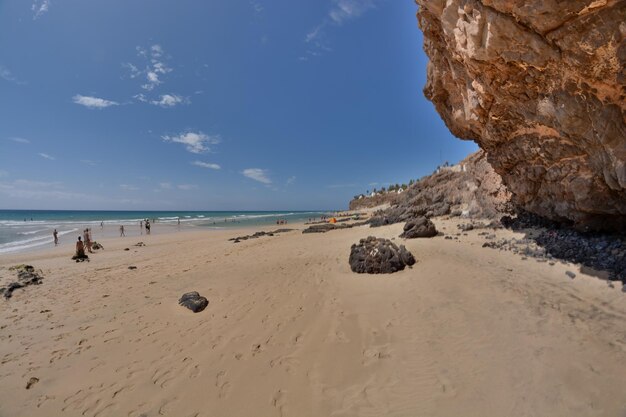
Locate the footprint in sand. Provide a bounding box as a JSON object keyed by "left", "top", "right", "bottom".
{"left": 271, "top": 389, "right": 286, "bottom": 417}
{"left": 436, "top": 372, "right": 457, "bottom": 398}
{"left": 216, "top": 371, "right": 231, "bottom": 399}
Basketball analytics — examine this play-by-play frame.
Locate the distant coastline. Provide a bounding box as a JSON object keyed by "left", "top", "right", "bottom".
{"left": 0, "top": 210, "right": 329, "bottom": 254}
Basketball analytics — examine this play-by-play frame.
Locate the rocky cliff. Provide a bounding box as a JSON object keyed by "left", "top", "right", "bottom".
{"left": 415, "top": 0, "right": 626, "bottom": 230}
{"left": 350, "top": 150, "right": 512, "bottom": 219}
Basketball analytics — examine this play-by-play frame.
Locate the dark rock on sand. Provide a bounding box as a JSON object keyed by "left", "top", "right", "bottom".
{"left": 25, "top": 377, "right": 39, "bottom": 390}
{"left": 566, "top": 271, "right": 576, "bottom": 279}
{"left": 1, "top": 265, "right": 44, "bottom": 299}
{"left": 349, "top": 236, "right": 416, "bottom": 274}
{"left": 179, "top": 291, "right": 209, "bottom": 313}
{"left": 229, "top": 229, "right": 294, "bottom": 242}
{"left": 302, "top": 221, "right": 368, "bottom": 234}
{"left": 401, "top": 216, "right": 437, "bottom": 239}
{"left": 500, "top": 211, "right": 626, "bottom": 283}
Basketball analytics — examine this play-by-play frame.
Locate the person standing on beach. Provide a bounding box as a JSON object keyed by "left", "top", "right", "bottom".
{"left": 120, "top": 225, "right": 125, "bottom": 237}
{"left": 140, "top": 220, "right": 143, "bottom": 235}
{"left": 145, "top": 219, "right": 151, "bottom": 235}
{"left": 100, "top": 221, "right": 104, "bottom": 229}
{"left": 53, "top": 229, "right": 58, "bottom": 246}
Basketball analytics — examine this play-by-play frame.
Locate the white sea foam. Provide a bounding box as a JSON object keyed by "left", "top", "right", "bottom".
{"left": 0, "top": 229, "right": 78, "bottom": 254}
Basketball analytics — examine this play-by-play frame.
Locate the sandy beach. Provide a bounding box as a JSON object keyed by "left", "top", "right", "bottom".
{"left": 1, "top": 218, "right": 625, "bottom": 417}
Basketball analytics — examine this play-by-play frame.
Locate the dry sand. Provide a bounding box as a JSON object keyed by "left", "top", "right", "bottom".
{"left": 1, "top": 219, "right": 625, "bottom": 417}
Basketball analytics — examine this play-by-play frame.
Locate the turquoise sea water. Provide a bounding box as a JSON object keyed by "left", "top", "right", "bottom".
{"left": 0, "top": 210, "right": 327, "bottom": 254}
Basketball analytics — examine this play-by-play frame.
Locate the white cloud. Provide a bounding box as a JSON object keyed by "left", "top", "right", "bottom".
{"left": 72, "top": 94, "right": 119, "bottom": 109}
{"left": 192, "top": 161, "right": 221, "bottom": 170}
{"left": 0, "top": 65, "right": 25, "bottom": 85}
{"left": 8, "top": 137, "right": 30, "bottom": 144}
{"left": 136, "top": 44, "right": 172, "bottom": 91}
{"left": 177, "top": 184, "right": 197, "bottom": 190}
{"left": 31, "top": 0, "right": 50, "bottom": 19}
{"left": 123, "top": 62, "right": 141, "bottom": 79}
{"left": 151, "top": 94, "right": 185, "bottom": 108}
{"left": 305, "top": 25, "right": 323, "bottom": 43}
{"left": 302, "top": 0, "right": 378, "bottom": 60}
{"left": 119, "top": 184, "right": 139, "bottom": 191}
{"left": 286, "top": 176, "right": 296, "bottom": 185}
{"left": 38, "top": 153, "right": 55, "bottom": 160}
{"left": 329, "top": 0, "right": 374, "bottom": 24}
{"left": 159, "top": 182, "right": 172, "bottom": 189}
{"left": 162, "top": 131, "right": 220, "bottom": 154}
{"left": 250, "top": 0, "right": 263, "bottom": 13}
{"left": 81, "top": 159, "right": 97, "bottom": 166}
{"left": 242, "top": 168, "right": 272, "bottom": 184}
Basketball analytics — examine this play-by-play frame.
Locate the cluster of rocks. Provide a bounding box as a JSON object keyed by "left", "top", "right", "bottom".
{"left": 349, "top": 236, "right": 416, "bottom": 274}
{"left": 0, "top": 265, "right": 44, "bottom": 299}
{"left": 534, "top": 230, "right": 626, "bottom": 284}
{"left": 178, "top": 291, "right": 209, "bottom": 313}
{"left": 491, "top": 212, "right": 626, "bottom": 284}
{"left": 401, "top": 216, "right": 437, "bottom": 239}
{"left": 229, "top": 229, "right": 293, "bottom": 243}
{"left": 302, "top": 222, "right": 368, "bottom": 234}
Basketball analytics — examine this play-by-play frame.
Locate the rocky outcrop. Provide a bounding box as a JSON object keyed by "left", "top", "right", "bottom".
{"left": 364, "top": 150, "right": 512, "bottom": 225}
{"left": 401, "top": 216, "right": 438, "bottom": 238}
{"left": 416, "top": 0, "right": 626, "bottom": 230}
{"left": 349, "top": 237, "right": 416, "bottom": 274}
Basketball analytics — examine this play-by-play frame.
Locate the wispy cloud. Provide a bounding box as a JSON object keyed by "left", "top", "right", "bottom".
{"left": 120, "top": 184, "right": 139, "bottom": 191}
{"left": 286, "top": 176, "right": 296, "bottom": 185}
{"left": 301, "top": 0, "right": 379, "bottom": 60}
{"left": 242, "top": 168, "right": 272, "bottom": 184}
{"left": 8, "top": 137, "right": 30, "bottom": 144}
{"left": 192, "top": 161, "right": 221, "bottom": 170}
{"left": 177, "top": 184, "right": 197, "bottom": 190}
{"left": 162, "top": 131, "right": 220, "bottom": 154}
{"left": 38, "top": 153, "right": 55, "bottom": 160}
{"left": 250, "top": 0, "right": 263, "bottom": 14}
{"left": 31, "top": 0, "right": 50, "bottom": 19}
{"left": 72, "top": 94, "right": 119, "bottom": 109}
{"left": 150, "top": 94, "right": 186, "bottom": 108}
{"left": 81, "top": 159, "right": 97, "bottom": 166}
{"left": 159, "top": 182, "right": 172, "bottom": 189}
{"left": 0, "top": 65, "right": 25, "bottom": 85}
{"left": 132, "top": 44, "right": 173, "bottom": 92}
{"left": 328, "top": 0, "right": 375, "bottom": 24}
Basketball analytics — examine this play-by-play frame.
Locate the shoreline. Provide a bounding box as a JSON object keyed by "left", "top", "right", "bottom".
{"left": 1, "top": 217, "right": 625, "bottom": 416}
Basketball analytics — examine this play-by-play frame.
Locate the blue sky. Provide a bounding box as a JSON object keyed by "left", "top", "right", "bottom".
{"left": 0, "top": 0, "right": 477, "bottom": 211}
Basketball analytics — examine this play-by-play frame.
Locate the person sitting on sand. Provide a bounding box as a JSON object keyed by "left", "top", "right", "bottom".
{"left": 72, "top": 236, "right": 89, "bottom": 260}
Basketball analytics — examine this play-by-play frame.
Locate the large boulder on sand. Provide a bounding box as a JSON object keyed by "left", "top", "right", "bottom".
{"left": 401, "top": 216, "right": 438, "bottom": 239}
{"left": 349, "top": 236, "right": 416, "bottom": 274}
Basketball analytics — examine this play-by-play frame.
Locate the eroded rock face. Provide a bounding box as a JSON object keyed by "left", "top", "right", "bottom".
{"left": 416, "top": 0, "right": 626, "bottom": 230}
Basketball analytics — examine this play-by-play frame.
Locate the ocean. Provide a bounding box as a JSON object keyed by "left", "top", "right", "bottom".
{"left": 0, "top": 210, "right": 328, "bottom": 254}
